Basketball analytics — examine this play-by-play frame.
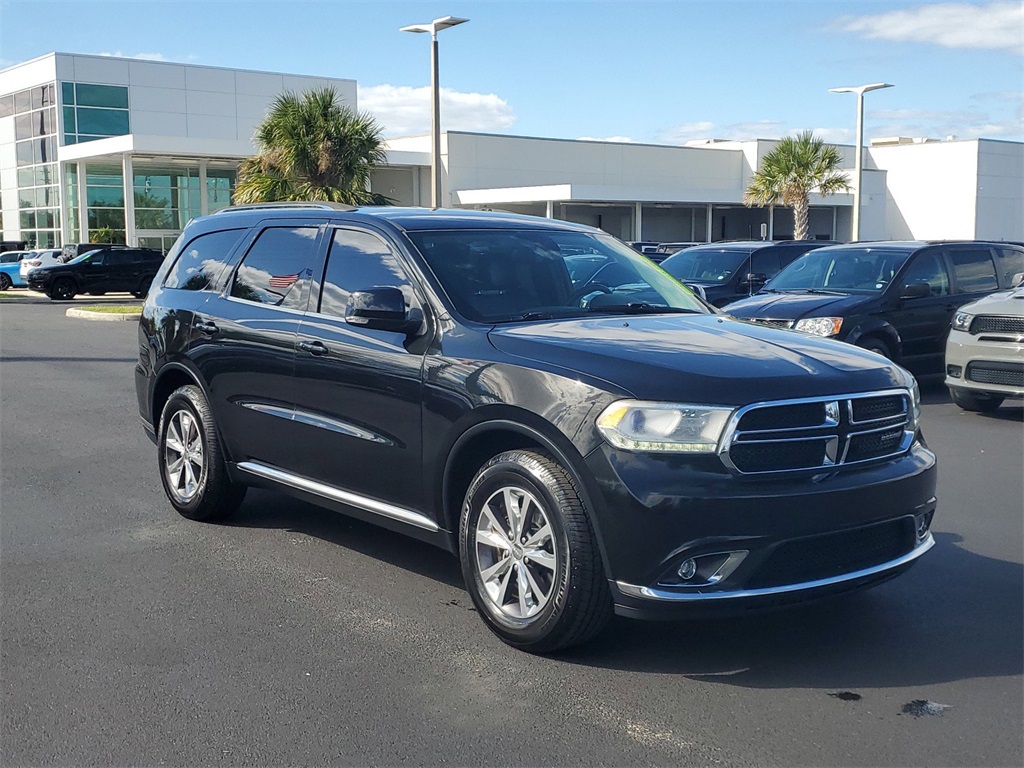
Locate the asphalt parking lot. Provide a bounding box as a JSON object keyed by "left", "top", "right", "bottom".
{"left": 2, "top": 301, "right": 1021, "bottom": 767}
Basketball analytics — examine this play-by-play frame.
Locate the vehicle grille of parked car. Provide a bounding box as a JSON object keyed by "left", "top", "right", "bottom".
{"left": 969, "top": 315, "right": 1024, "bottom": 335}
{"left": 965, "top": 362, "right": 1024, "bottom": 387}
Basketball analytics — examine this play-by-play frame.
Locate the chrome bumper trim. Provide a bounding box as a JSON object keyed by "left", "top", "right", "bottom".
{"left": 616, "top": 533, "right": 934, "bottom": 602}
{"left": 237, "top": 460, "right": 439, "bottom": 532}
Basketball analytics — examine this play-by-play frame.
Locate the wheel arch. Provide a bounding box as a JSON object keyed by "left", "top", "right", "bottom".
{"left": 847, "top": 320, "right": 902, "bottom": 361}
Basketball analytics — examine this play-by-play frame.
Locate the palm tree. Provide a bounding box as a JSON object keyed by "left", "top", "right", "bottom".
{"left": 235, "top": 87, "right": 390, "bottom": 206}
{"left": 743, "top": 131, "right": 850, "bottom": 241}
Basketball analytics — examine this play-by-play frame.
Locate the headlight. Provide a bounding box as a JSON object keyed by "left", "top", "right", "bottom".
{"left": 793, "top": 317, "right": 843, "bottom": 337}
{"left": 596, "top": 400, "right": 734, "bottom": 453}
{"left": 952, "top": 311, "right": 973, "bottom": 332}
{"left": 908, "top": 378, "right": 921, "bottom": 432}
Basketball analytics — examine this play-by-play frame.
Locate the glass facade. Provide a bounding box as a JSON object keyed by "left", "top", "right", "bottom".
{"left": 6, "top": 83, "right": 60, "bottom": 247}
{"left": 61, "top": 82, "right": 130, "bottom": 145}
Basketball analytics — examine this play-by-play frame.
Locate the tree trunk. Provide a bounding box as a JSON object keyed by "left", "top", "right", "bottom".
{"left": 793, "top": 196, "right": 809, "bottom": 240}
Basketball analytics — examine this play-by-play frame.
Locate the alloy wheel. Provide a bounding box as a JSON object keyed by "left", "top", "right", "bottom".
{"left": 474, "top": 486, "right": 558, "bottom": 620}
{"left": 163, "top": 408, "right": 206, "bottom": 503}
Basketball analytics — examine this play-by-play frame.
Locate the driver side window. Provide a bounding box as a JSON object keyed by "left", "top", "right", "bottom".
{"left": 901, "top": 252, "right": 950, "bottom": 297}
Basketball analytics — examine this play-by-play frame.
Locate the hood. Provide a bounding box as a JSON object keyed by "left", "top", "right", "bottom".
{"left": 958, "top": 287, "right": 1024, "bottom": 316}
{"left": 725, "top": 291, "right": 871, "bottom": 320}
{"left": 487, "top": 314, "right": 908, "bottom": 405}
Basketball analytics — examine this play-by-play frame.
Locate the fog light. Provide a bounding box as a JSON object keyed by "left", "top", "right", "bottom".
{"left": 677, "top": 558, "right": 698, "bottom": 580}
{"left": 914, "top": 511, "right": 933, "bottom": 540}
{"left": 946, "top": 364, "right": 962, "bottom": 378}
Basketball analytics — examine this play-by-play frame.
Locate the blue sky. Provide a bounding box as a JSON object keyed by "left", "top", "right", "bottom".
{"left": 2, "top": 0, "right": 1021, "bottom": 144}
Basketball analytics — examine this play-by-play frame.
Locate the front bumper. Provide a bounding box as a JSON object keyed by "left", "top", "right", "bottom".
{"left": 945, "top": 329, "right": 1024, "bottom": 397}
{"left": 582, "top": 441, "right": 937, "bottom": 619}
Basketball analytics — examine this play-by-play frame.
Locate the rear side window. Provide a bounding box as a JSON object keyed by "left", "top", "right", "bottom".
{"left": 993, "top": 247, "right": 1024, "bottom": 287}
{"left": 318, "top": 229, "right": 414, "bottom": 318}
{"left": 106, "top": 251, "right": 130, "bottom": 266}
{"left": 165, "top": 229, "right": 245, "bottom": 291}
{"left": 231, "top": 226, "right": 319, "bottom": 309}
{"left": 749, "top": 250, "right": 782, "bottom": 277}
{"left": 949, "top": 248, "right": 998, "bottom": 293}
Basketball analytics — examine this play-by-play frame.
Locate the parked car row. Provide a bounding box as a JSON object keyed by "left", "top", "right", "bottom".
{"left": 0, "top": 248, "right": 61, "bottom": 290}
{"left": 27, "top": 246, "right": 163, "bottom": 300}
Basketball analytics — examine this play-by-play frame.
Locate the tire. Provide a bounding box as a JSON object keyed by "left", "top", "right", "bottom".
{"left": 132, "top": 276, "right": 153, "bottom": 299}
{"left": 858, "top": 337, "right": 892, "bottom": 359}
{"left": 949, "top": 386, "right": 1004, "bottom": 413}
{"left": 0, "top": 273, "right": 10, "bottom": 291}
{"left": 157, "top": 384, "right": 246, "bottom": 521}
{"left": 459, "top": 449, "right": 611, "bottom": 653}
{"left": 49, "top": 278, "right": 77, "bottom": 301}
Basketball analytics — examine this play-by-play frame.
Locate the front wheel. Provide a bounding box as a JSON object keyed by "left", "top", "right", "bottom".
{"left": 459, "top": 450, "right": 611, "bottom": 653}
{"left": 857, "top": 337, "right": 892, "bottom": 359}
{"left": 949, "top": 386, "right": 1004, "bottom": 413}
{"left": 49, "top": 278, "right": 77, "bottom": 300}
{"left": 158, "top": 384, "right": 246, "bottom": 521}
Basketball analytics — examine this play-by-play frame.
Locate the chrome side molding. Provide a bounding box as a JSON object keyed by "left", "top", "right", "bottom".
{"left": 236, "top": 461, "right": 439, "bottom": 532}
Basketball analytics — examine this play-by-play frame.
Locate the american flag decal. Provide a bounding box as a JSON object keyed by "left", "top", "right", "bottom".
{"left": 268, "top": 273, "right": 299, "bottom": 289}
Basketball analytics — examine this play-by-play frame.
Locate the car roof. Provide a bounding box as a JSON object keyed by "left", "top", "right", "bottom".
{"left": 206, "top": 204, "right": 602, "bottom": 235}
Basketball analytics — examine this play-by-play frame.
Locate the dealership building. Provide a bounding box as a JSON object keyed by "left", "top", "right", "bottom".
{"left": 2, "top": 52, "right": 1021, "bottom": 251}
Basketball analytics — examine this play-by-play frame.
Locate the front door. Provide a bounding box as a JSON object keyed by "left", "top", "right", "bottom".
{"left": 887, "top": 249, "right": 955, "bottom": 371}
{"left": 291, "top": 226, "right": 429, "bottom": 513}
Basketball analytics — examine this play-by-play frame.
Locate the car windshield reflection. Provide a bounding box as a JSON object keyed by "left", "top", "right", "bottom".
{"left": 767, "top": 247, "right": 912, "bottom": 294}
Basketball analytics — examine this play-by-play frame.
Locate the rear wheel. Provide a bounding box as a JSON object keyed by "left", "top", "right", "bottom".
{"left": 949, "top": 386, "right": 1004, "bottom": 413}
{"left": 459, "top": 449, "right": 611, "bottom": 653}
{"left": 49, "top": 278, "right": 76, "bottom": 300}
{"left": 0, "top": 273, "right": 10, "bottom": 291}
{"left": 158, "top": 384, "right": 246, "bottom": 521}
{"left": 132, "top": 276, "right": 153, "bottom": 299}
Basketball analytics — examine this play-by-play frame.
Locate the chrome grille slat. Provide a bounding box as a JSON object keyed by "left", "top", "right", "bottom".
{"left": 969, "top": 315, "right": 1024, "bottom": 335}
{"left": 720, "top": 389, "right": 914, "bottom": 475}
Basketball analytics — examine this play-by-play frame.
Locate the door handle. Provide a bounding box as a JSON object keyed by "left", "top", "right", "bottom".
{"left": 194, "top": 320, "right": 219, "bottom": 335}
{"left": 298, "top": 339, "right": 329, "bottom": 356}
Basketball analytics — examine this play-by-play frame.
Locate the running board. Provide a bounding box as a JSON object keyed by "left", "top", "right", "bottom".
{"left": 236, "top": 461, "right": 440, "bottom": 532}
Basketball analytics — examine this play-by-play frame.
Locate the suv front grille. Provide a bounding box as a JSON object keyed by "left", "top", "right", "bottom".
{"left": 969, "top": 315, "right": 1024, "bottom": 335}
{"left": 745, "top": 518, "right": 916, "bottom": 589}
{"left": 967, "top": 362, "right": 1024, "bottom": 387}
{"left": 744, "top": 318, "right": 795, "bottom": 330}
{"left": 722, "top": 390, "right": 913, "bottom": 475}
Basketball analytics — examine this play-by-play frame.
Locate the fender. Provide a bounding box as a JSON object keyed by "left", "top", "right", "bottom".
{"left": 845, "top": 317, "right": 903, "bottom": 360}
{"left": 441, "top": 416, "right": 614, "bottom": 578}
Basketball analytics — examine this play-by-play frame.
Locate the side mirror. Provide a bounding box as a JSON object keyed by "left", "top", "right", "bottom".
{"left": 345, "top": 287, "right": 418, "bottom": 333}
{"left": 1011, "top": 272, "right": 1024, "bottom": 288}
{"left": 684, "top": 282, "right": 708, "bottom": 302}
{"left": 740, "top": 272, "right": 767, "bottom": 289}
{"left": 900, "top": 282, "right": 931, "bottom": 299}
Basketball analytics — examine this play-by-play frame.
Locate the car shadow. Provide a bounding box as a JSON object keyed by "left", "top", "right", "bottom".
{"left": 557, "top": 532, "right": 1023, "bottom": 690}
{"left": 224, "top": 489, "right": 465, "bottom": 590}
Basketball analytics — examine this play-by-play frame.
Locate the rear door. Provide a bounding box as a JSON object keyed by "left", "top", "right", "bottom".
{"left": 78, "top": 249, "right": 116, "bottom": 293}
{"left": 190, "top": 220, "right": 326, "bottom": 472}
{"left": 886, "top": 248, "right": 955, "bottom": 370}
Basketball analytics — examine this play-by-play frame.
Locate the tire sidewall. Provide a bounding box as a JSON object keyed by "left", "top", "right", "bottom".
{"left": 0, "top": 274, "right": 10, "bottom": 291}
{"left": 157, "top": 388, "right": 210, "bottom": 517}
{"left": 460, "top": 455, "right": 573, "bottom": 645}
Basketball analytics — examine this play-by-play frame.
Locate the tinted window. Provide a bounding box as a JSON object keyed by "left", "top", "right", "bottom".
{"left": 767, "top": 247, "right": 912, "bottom": 294}
{"left": 105, "top": 251, "right": 131, "bottom": 266}
{"left": 319, "top": 229, "right": 413, "bottom": 319}
{"left": 993, "top": 247, "right": 1024, "bottom": 287}
{"left": 165, "top": 229, "right": 245, "bottom": 291}
{"left": 87, "top": 250, "right": 108, "bottom": 265}
{"left": 661, "top": 246, "right": 755, "bottom": 284}
{"left": 0, "top": 253, "right": 20, "bottom": 263}
{"left": 901, "top": 252, "right": 949, "bottom": 296}
{"left": 949, "top": 248, "right": 998, "bottom": 293}
{"left": 749, "top": 250, "right": 782, "bottom": 277}
{"left": 231, "top": 227, "right": 319, "bottom": 309}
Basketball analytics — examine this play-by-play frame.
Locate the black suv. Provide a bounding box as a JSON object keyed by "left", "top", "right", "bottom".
{"left": 29, "top": 246, "right": 163, "bottom": 300}
{"left": 725, "top": 241, "right": 1024, "bottom": 375}
{"left": 136, "top": 204, "right": 937, "bottom": 653}
{"left": 660, "top": 240, "right": 837, "bottom": 307}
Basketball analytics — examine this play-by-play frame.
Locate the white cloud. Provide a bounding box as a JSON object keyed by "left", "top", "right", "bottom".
{"left": 577, "top": 135, "right": 635, "bottom": 143}
{"left": 657, "top": 120, "right": 785, "bottom": 143}
{"left": 358, "top": 84, "right": 515, "bottom": 137}
{"left": 838, "top": 1, "right": 1023, "bottom": 54}
{"left": 98, "top": 51, "right": 167, "bottom": 61}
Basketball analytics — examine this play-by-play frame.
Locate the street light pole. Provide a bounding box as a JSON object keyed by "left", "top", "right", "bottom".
{"left": 829, "top": 82, "right": 893, "bottom": 241}
{"left": 401, "top": 15, "right": 469, "bottom": 209}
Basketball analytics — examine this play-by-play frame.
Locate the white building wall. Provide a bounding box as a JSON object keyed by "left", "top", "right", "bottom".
{"left": 974, "top": 140, "right": 1024, "bottom": 241}
{"left": 868, "top": 140, "right": 980, "bottom": 240}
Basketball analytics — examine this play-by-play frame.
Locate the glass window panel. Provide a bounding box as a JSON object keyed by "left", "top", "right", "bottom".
{"left": 36, "top": 164, "right": 56, "bottom": 186}
{"left": 85, "top": 165, "right": 123, "bottom": 186}
{"left": 87, "top": 187, "right": 124, "bottom": 206}
{"left": 993, "top": 248, "right": 1024, "bottom": 287}
{"left": 0, "top": 95, "right": 14, "bottom": 118}
{"left": 16, "top": 141, "right": 33, "bottom": 166}
{"left": 20, "top": 211, "right": 36, "bottom": 229}
{"left": 949, "top": 248, "right": 998, "bottom": 293}
{"left": 34, "top": 137, "right": 56, "bottom": 164}
{"left": 14, "top": 90, "right": 31, "bottom": 113}
{"left": 75, "top": 107, "right": 129, "bottom": 136}
{"left": 37, "top": 231, "right": 56, "bottom": 248}
{"left": 61, "top": 82, "right": 75, "bottom": 105}
{"left": 319, "top": 229, "right": 413, "bottom": 319}
{"left": 231, "top": 227, "right": 319, "bottom": 308}
{"left": 42, "top": 83, "right": 55, "bottom": 107}
{"left": 64, "top": 134, "right": 77, "bottom": 145}
{"left": 19, "top": 191, "right": 34, "bottom": 209}
{"left": 15, "top": 114, "right": 32, "bottom": 141}
{"left": 37, "top": 210, "right": 56, "bottom": 228}
{"left": 87, "top": 207, "right": 126, "bottom": 229}
{"left": 75, "top": 134, "right": 109, "bottom": 144}
{"left": 18, "top": 168, "right": 35, "bottom": 187}
{"left": 135, "top": 208, "right": 175, "bottom": 229}
{"left": 31, "top": 108, "right": 54, "bottom": 137}
{"left": 165, "top": 228, "right": 246, "bottom": 291}
{"left": 31, "top": 86, "right": 44, "bottom": 110}
{"left": 75, "top": 84, "right": 129, "bottom": 109}
{"left": 134, "top": 185, "right": 174, "bottom": 207}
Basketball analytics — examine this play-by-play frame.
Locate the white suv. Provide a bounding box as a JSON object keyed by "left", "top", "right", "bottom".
{"left": 945, "top": 274, "right": 1024, "bottom": 411}
{"left": 19, "top": 248, "right": 62, "bottom": 280}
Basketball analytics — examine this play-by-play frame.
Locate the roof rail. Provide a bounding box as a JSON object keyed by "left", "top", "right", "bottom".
{"left": 215, "top": 202, "right": 358, "bottom": 214}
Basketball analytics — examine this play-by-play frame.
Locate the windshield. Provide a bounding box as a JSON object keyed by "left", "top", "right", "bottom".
{"left": 660, "top": 246, "right": 756, "bottom": 284}
{"left": 68, "top": 250, "right": 102, "bottom": 264}
{"left": 766, "top": 247, "right": 913, "bottom": 294}
{"left": 407, "top": 229, "right": 707, "bottom": 323}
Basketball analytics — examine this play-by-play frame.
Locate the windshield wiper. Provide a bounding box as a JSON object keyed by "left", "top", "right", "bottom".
{"left": 589, "top": 302, "right": 702, "bottom": 315}
{"left": 802, "top": 288, "right": 848, "bottom": 296}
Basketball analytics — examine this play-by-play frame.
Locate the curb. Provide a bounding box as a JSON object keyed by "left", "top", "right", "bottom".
{"left": 65, "top": 307, "right": 142, "bottom": 322}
